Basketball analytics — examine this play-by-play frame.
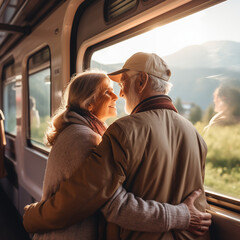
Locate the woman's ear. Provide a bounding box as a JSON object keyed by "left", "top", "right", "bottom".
{"left": 87, "top": 103, "right": 93, "bottom": 112}
{"left": 137, "top": 72, "right": 148, "bottom": 93}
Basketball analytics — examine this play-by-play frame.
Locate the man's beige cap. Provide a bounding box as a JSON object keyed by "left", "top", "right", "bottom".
{"left": 108, "top": 52, "right": 171, "bottom": 82}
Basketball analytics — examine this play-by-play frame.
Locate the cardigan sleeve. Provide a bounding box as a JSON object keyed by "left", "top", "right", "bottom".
{"left": 101, "top": 185, "right": 190, "bottom": 232}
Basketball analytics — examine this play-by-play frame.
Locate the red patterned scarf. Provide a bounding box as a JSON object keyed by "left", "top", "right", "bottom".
{"left": 131, "top": 95, "right": 178, "bottom": 114}
{"left": 68, "top": 106, "right": 107, "bottom": 136}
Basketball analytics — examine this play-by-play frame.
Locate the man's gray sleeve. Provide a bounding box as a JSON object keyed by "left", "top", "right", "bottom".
{"left": 101, "top": 186, "right": 190, "bottom": 232}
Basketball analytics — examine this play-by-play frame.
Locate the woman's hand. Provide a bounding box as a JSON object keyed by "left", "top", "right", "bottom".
{"left": 184, "top": 189, "right": 212, "bottom": 236}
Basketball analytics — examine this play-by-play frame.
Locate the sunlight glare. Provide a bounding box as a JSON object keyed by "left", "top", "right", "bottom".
{"left": 92, "top": 0, "right": 240, "bottom": 64}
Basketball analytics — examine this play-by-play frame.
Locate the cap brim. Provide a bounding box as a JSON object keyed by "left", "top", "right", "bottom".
{"left": 108, "top": 68, "right": 129, "bottom": 82}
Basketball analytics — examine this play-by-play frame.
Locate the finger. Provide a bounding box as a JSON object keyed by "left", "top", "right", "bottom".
{"left": 24, "top": 205, "right": 30, "bottom": 211}
{"left": 190, "top": 219, "right": 212, "bottom": 227}
{"left": 193, "top": 230, "right": 208, "bottom": 236}
{"left": 189, "top": 189, "right": 202, "bottom": 203}
{"left": 188, "top": 226, "right": 209, "bottom": 236}
{"left": 201, "top": 219, "right": 212, "bottom": 226}
{"left": 191, "top": 213, "right": 212, "bottom": 224}
{"left": 184, "top": 189, "right": 202, "bottom": 204}
{"left": 188, "top": 230, "right": 207, "bottom": 236}
{"left": 199, "top": 226, "right": 209, "bottom": 232}
{"left": 202, "top": 212, "right": 212, "bottom": 220}
{"left": 190, "top": 219, "right": 212, "bottom": 228}
{"left": 189, "top": 211, "right": 212, "bottom": 224}
{"left": 189, "top": 221, "right": 210, "bottom": 228}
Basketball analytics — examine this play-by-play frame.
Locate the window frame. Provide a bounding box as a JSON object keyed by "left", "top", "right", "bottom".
{"left": 26, "top": 46, "right": 52, "bottom": 153}
{"left": 71, "top": 0, "right": 239, "bottom": 211}
{"left": 83, "top": 24, "right": 240, "bottom": 214}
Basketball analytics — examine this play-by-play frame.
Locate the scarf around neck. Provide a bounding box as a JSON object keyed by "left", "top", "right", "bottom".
{"left": 131, "top": 95, "right": 178, "bottom": 114}
{"left": 67, "top": 106, "right": 107, "bottom": 136}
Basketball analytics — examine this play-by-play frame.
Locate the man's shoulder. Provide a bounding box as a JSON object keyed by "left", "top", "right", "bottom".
{"left": 106, "top": 115, "right": 131, "bottom": 135}
{"left": 110, "top": 113, "right": 148, "bottom": 129}
{"left": 106, "top": 112, "right": 157, "bottom": 142}
{"left": 114, "top": 114, "right": 133, "bottom": 124}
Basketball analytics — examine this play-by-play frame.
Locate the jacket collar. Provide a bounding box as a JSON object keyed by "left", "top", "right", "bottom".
{"left": 131, "top": 95, "right": 178, "bottom": 114}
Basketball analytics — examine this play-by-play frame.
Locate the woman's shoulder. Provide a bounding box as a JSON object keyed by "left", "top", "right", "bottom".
{"left": 45, "top": 123, "right": 102, "bottom": 180}
{"left": 55, "top": 123, "right": 101, "bottom": 148}
{"left": 63, "top": 123, "right": 95, "bottom": 135}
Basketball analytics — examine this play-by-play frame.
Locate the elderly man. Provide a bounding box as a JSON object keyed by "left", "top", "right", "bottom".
{"left": 24, "top": 52, "right": 211, "bottom": 239}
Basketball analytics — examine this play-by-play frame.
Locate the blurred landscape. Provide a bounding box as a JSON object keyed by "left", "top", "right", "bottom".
{"left": 92, "top": 40, "right": 240, "bottom": 199}
{"left": 92, "top": 40, "right": 240, "bottom": 112}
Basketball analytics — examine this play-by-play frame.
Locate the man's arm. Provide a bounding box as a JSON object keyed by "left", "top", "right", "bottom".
{"left": 23, "top": 123, "right": 127, "bottom": 233}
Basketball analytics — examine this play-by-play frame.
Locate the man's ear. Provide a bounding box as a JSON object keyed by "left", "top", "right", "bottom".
{"left": 137, "top": 72, "right": 148, "bottom": 93}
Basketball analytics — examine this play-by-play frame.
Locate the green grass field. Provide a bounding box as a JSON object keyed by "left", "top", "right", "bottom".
{"left": 195, "top": 122, "right": 240, "bottom": 199}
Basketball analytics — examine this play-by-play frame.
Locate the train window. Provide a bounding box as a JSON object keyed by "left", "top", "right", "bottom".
{"left": 2, "top": 63, "right": 16, "bottom": 136}
{"left": 90, "top": 0, "right": 240, "bottom": 201}
{"left": 27, "top": 47, "right": 51, "bottom": 150}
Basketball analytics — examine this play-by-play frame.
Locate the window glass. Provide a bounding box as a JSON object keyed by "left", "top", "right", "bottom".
{"left": 3, "top": 64, "right": 16, "bottom": 135}
{"left": 28, "top": 47, "right": 51, "bottom": 150}
{"left": 3, "top": 80, "right": 16, "bottom": 135}
{"left": 90, "top": 0, "right": 240, "bottom": 200}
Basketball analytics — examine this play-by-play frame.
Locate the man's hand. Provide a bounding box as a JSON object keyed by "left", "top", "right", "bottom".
{"left": 24, "top": 204, "right": 31, "bottom": 211}
{"left": 24, "top": 202, "right": 39, "bottom": 216}
{"left": 184, "top": 189, "right": 212, "bottom": 236}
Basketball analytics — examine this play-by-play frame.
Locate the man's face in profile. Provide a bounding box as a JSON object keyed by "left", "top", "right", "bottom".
{"left": 119, "top": 71, "right": 139, "bottom": 114}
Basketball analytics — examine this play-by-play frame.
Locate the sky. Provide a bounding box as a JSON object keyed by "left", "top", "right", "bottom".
{"left": 92, "top": 0, "right": 240, "bottom": 64}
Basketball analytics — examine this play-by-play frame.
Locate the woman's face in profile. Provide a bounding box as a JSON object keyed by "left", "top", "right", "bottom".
{"left": 91, "top": 77, "right": 118, "bottom": 121}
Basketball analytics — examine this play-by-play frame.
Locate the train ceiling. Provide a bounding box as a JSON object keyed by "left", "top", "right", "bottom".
{"left": 0, "top": 0, "right": 65, "bottom": 59}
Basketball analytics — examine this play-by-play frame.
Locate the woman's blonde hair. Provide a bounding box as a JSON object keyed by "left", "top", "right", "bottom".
{"left": 46, "top": 71, "right": 107, "bottom": 146}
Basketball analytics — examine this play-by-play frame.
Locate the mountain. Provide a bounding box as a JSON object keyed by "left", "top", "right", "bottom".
{"left": 91, "top": 61, "right": 122, "bottom": 73}
{"left": 164, "top": 41, "right": 240, "bottom": 69}
{"left": 92, "top": 41, "right": 240, "bottom": 72}
{"left": 91, "top": 41, "right": 240, "bottom": 111}
{"left": 164, "top": 41, "right": 240, "bottom": 109}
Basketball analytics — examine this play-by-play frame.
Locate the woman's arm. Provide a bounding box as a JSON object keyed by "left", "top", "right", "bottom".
{"left": 101, "top": 186, "right": 190, "bottom": 232}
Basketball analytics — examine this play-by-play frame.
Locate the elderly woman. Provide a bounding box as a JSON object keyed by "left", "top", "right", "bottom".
{"left": 31, "top": 71, "right": 198, "bottom": 240}
{"left": 204, "top": 80, "right": 240, "bottom": 131}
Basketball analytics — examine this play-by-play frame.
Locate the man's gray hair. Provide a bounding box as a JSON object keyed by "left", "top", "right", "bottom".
{"left": 148, "top": 74, "right": 173, "bottom": 94}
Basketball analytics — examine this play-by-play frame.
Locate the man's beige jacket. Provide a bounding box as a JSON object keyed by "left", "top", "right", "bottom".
{"left": 24, "top": 109, "right": 210, "bottom": 240}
